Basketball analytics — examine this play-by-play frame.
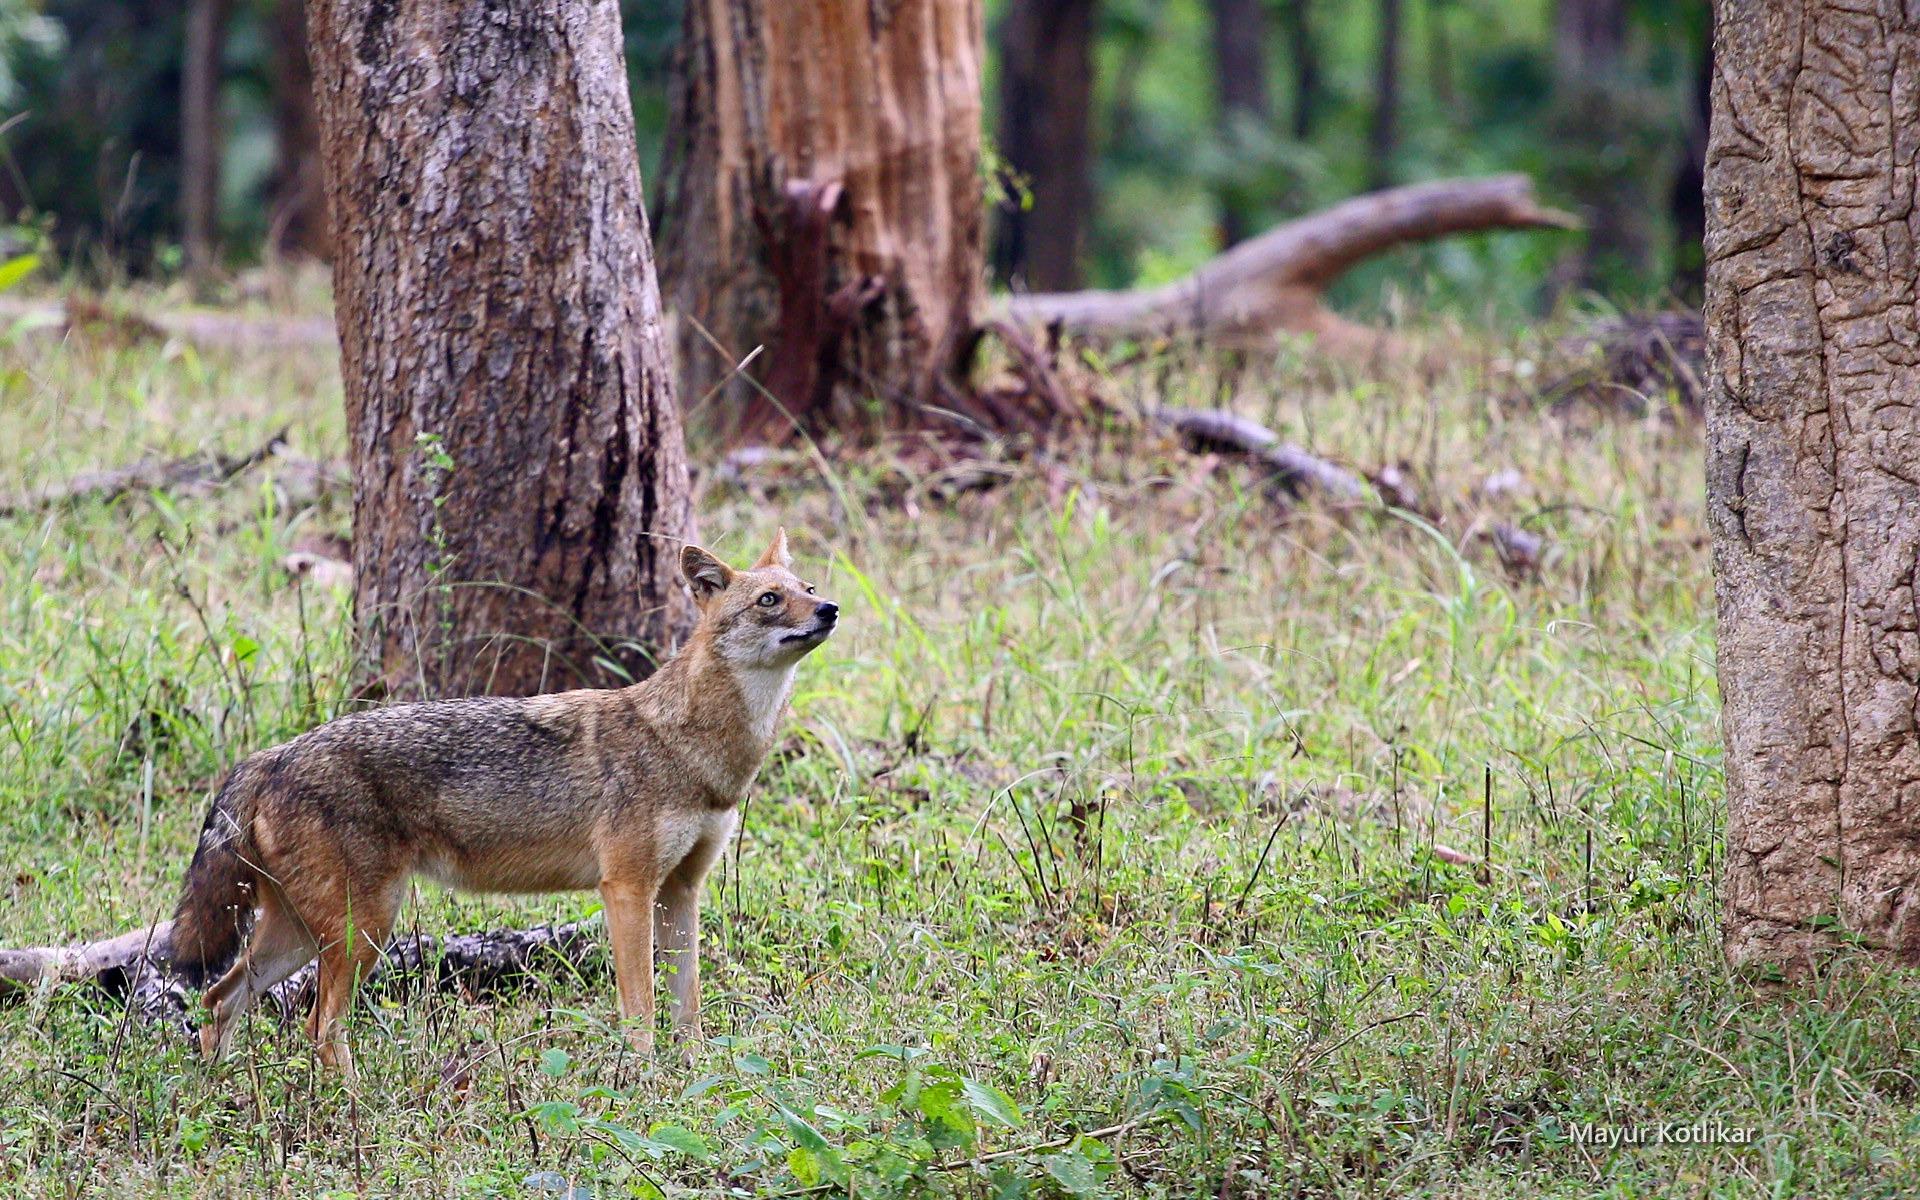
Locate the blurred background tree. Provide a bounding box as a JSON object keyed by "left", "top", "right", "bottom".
{"left": 0, "top": 0, "right": 1708, "bottom": 314}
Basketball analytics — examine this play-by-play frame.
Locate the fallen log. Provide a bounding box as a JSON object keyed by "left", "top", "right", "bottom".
{"left": 1153, "top": 406, "right": 1556, "bottom": 575}
{"left": 1, "top": 918, "right": 606, "bottom": 1034}
{"left": 1154, "top": 406, "right": 1367, "bottom": 501}
{"left": 0, "top": 430, "right": 292, "bottom": 516}
{"left": 0, "top": 295, "right": 337, "bottom": 349}
{"left": 1000, "top": 174, "right": 1576, "bottom": 354}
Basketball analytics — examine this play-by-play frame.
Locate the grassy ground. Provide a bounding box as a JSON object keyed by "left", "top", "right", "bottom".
{"left": 2, "top": 297, "right": 1917, "bottom": 1198}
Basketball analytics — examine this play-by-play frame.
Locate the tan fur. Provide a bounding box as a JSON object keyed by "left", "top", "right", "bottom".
{"left": 169, "top": 529, "right": 837, "bottom": 1076}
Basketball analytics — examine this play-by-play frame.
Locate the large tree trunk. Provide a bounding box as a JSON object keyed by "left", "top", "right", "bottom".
{"left": 1208, "top": 0, "right": 1271, "bottom": 246}
{"left": 1708, "top": 0, "right": 1920, "bottom": 971}
{"left": 180, "top": 0, "right": 229, "bottom": 285}
{"left": 306, "top": 0, "right": 695, "bottom": 698}
{"left": 659, "top": 0, "right": 986, "bottom": 444}
{"left": 265, "top": 0, "right": 328, "bottom": 261}
{"left": 992, "top": 0, "right": 1097, "bottom": 292}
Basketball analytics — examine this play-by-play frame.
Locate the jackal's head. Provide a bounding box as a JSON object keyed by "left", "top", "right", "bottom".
{"left": 680, "top": 529, "right": 839, "bottom": 668}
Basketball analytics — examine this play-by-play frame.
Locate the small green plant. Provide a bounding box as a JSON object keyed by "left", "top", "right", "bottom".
{"left": 415, "top": 428, "right": 458, "bottom": 680}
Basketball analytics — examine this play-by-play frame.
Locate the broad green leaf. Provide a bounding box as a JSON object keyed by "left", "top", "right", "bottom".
{"left": 778, "top": 1103, "right": 830, "bottom": 1152}
{"left": 0, "top": 255, "right": 39, "bottom": 293}
{"left": 646, "top": 1124, "right": 710, "bottom": 1160}
{"left": 959, "top": 1077, "right": 1024, "bottom": 1129}
{"left": 1043, "top": 1147, "right": 1099, "bottom": 1197}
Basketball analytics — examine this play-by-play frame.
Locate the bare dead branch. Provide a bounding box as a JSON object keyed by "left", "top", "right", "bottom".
{"left": 1154, "top": 406, "right": 1367, "bottom": 501}
{"left": 0, "top": 429, "right": 292, "bottom": 516}
{"left": 999, "top": 174, "right": 1576, "bottom": 353}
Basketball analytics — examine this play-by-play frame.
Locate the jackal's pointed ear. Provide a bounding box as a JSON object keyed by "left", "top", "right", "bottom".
{"left": 681, "top": 544, "right": 733, "bottom": 607}
{"left": 753, "top": 527, "right": 793, "bottom": 571}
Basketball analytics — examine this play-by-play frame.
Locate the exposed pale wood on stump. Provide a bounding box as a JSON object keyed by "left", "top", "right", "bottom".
{"left": 1707, "top": 1, "right": 1920, "bottom": 971}
{"left": 307, "top": 0, "right": 694, "bottom": 697}
{"left": 659, "top": 0, "right": 987, "bottom": 442}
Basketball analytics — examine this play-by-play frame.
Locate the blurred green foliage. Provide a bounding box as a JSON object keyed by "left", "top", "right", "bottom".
{"left": 0, "top": 0, "right": 1707, "bottom": 311}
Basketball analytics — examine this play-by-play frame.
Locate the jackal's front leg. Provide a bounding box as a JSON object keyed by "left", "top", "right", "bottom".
{"left": 600, "top": 876, "right": 659, "bottom": 1054}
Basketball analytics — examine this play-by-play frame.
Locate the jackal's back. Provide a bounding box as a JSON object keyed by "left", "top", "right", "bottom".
{"left": 269, "top": 692, "right": 612, "bottom": 850}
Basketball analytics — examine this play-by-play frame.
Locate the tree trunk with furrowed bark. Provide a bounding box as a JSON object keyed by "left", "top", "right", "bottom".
{"left": 657, "top": 0, "right": 986, "bottom": 443}
{"left": 306, "top": 0, "right": 694, "bottom": 698}
{"left": 1707, "top": 0, "right": 1920, "bottom": 971}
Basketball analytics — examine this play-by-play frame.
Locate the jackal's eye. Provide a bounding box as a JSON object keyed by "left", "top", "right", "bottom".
{"left": 804, "top": 585, "right": 817, "bottom": 595}
{"left": 757, "top": 591, "right": 781, "bottom": 607}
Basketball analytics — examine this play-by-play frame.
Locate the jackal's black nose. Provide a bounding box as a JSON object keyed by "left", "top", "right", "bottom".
{"left": 816, "top": 601, "right": 839, "bottom": 624}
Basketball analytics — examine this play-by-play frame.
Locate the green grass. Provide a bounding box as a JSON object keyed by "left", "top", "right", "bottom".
{"left": 2, "top": 304, "right": 1917, "bottom": 1198}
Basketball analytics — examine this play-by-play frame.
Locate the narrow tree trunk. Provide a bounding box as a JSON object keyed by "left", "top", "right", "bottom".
{"left": 1208, "top": 0, "right": 1271, "bottom": 246}
{"left": 658, "top": 0, "right": 986, "bottom": 444}
{"left": 1285, "top": 0, "right": 1320, "bottom": 140}
{"left": 180, "top": 0, "right": 229, "bottom": 285}
{"left": 1554, "top": 0, "right": 1623, "bottom": 72}
{"left": 1428, "top": 0, "right": 1455, "bottom": 113}
{"left": 265, "top": 0, "right": 328, "bottom": 261}
{"left": 306, "top": 0, "right": 695, "bottom": 698}
{"left": 1669, "top": 28, "right": 1710, "bottom": 303}
{"left": 1366, "top": 0, "right": 1401, "bottom": 190}
{"left": 1551, "top": 0, "right": 1657, "bottom": 291}
{"left": 1708, "top": 0, "right": 1920, "bottom": 971}
{"left": 992, "top": 0, "right": 1097, "bottom": 291}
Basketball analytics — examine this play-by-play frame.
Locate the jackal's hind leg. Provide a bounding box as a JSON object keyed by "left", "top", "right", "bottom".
{"left": 303, "top": 893, "right": 399, "bottom": 1080}
{"left": 199, "top": 889, "right": 318, "bottom": 1062}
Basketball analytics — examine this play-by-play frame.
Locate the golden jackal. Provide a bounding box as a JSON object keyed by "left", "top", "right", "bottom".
{"left": 167, "top": 530, "right": 836, "bottom": 1075}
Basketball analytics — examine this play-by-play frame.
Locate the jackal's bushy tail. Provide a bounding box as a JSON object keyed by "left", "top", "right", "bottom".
{"left": 168, "top": 762, "right": 261, "bottom": 983}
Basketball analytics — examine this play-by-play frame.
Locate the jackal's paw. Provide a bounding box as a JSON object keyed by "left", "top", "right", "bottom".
{"left": 623, "top": 1025, "right": 657, "bottom": 1058}
{"left": 317, "top": 1040, "right": 359, "bottom": 1081}
{"left": 671, "top": 1026, "right": 705, "bottom": 1067}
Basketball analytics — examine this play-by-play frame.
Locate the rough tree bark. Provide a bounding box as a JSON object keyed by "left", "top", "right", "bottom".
{"left": 307, "top": 0, "right": 695, "bottom": 698}
{"left": 180, "top": 0, "right": 229, "bottom": 285}
{"left": 993, "top": 0, "right": 1098, "bottom": 290}
{"left": 1208, "top": 0, "right": 1271, "bottom": 246}
{"left": 658, "top": 0, "right": 987, "bottom": 443}
{"left": 1002, "top": 175, "right": 1574, "bottom": 352}
{"left": 1708, "top": 0, "right": 1920, "bottom": 970}
{"left": 266, "top": 0, "right": 328, "bottom": 260}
